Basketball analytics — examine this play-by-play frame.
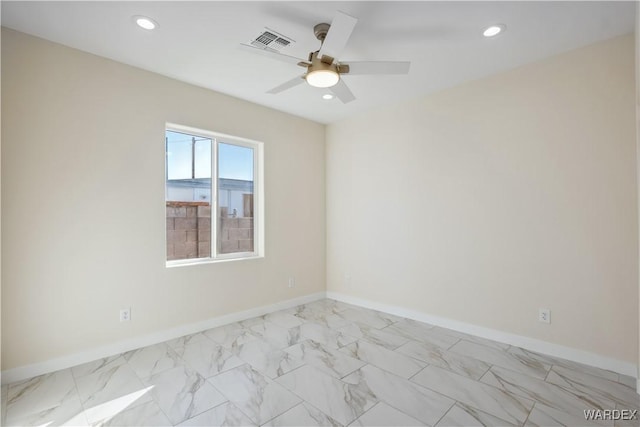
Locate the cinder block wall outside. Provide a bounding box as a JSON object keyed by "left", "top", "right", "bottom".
{"left": 166, "top": 202, "right": 211, "bottom": 260}
{"left": 219, "top": 206, "right": 254, "bottom": 254}
{"left": 166, "top": 202, "right": 253, "bottom": 260}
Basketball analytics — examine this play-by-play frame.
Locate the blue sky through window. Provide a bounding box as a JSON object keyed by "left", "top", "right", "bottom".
{"left": 166, "top": 130, "right": 253, "bottom": 181}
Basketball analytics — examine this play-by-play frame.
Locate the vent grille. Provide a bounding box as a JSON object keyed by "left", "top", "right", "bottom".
{"left": 250, "top": 28, "right": 294, "bottom": 51}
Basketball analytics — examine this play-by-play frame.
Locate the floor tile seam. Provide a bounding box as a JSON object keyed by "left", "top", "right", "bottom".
{"left": 377, "top": 382, "right": 454, "bottom": 426}
{"left": 270, "top": 360, "right": 384, "bottom": 425}
{"left": 528, "top": 400, "right": 617, "bottom": 427}
{"left": 393, "top": 345, "right": 453, "bottom": 372}
{"left": 254, "top": 398, "right": 321, "bottom": 427}
{"left": 336, "top": 316, "right": 395, "bottom": 331}
{"left": 407, "top": 335, "right": 451, "bottom": 351}
{"left": 259, "top": 318, "right": 301, "bottom": 330}
{"left": 428, "top": 328, "right": 483, "bottom": 344}
{"left": 125, "top": 349, "right": 187, "bottom": 384}
{"left": 448, "top": 345, "right": 548, "bottom": 380}
{"left": 171, "top": 396, "right": 232, "bottom": 427}
{"left": 521, "top": 400, "right": 536, "bottom": 426}
{"left": 68, "top": 366, "right": 93, "bottom": 425}
{"left": 553, "top": 363, "right": 631, "bottom": 388}
{"left": 554, "top": 379, "right": 628, "bottom": 410}
{"left": 170, "top": 351, "right": 214, "bottom": 382}
{"left": 338, "top": 318, "right": 390, "bottom": 333}
{"left": 4, "top": 373, "right": 83, "bottom": 426}
{"left": 284, "top": 399, "right": 344, "bottom": 427}
{"left": 232, "top": 357, "right": 290, "bottom": 382}
{"left": 476, "top": 363, "right": 496, "bottom": 384}
{"left": 477, "top": 366, "right": 547, "bottom": 422}
{"left": 341, "top": 401, "right": 371, "bottom": 427}
{"left": 387, "top": 318, "right": 402, "bottom": 327}
{"left": 350, "top": 335, "right": 405, "bottom": 351}
{"left": 70, "top": 355, "right": 124, "bottom": 382}
{"left": 145, "top": 391, "right": 180, "bottom": 427}
{"left": 512, "top": 349, "right": 622, "bottom": 384}
{"left": 384, "top": 327, "right": 458, "bottom": 351}
{"left": 482, "top": 363, "right": 551, "bottom": 387}
{"left": 452, "top": 337, "right": 512, "bottom": 354}
{"left": 431, "top": 400, "right": 458, "bottom": 427}
{"left": 500, "top": 367, "right": 616, "bottom": 410}
{"left": 615, "top": 401, "right": 640, "bottom": 411}
{"left": 399, "top": 337, "right": 497, "bottom": 370}
{"left": 406, "top": 364, "right": 537, "bottom": 422}
{"left": 204, "top": 374, "right": 261, "bottom": 426}
{"left": 328, "top": 298, "right": 357, "bottom": 311}
{"left": 616, "top": 373, "right": 631, "bottom": 384}
{"left": 268, "top": 361, "right": 312, "bottom": 384}
{"left": 260, "top": 377, "right": 329, "bottom": 425}
{"left": 545, "top": 366, "right": 622, "bottom": 407}
{"left": 388, "top": 343, "right": 431, "bottom": 368}
{"left": 279, "top": 344, "right": 363, "bottom": 381}
{"left": 340, "top": 343, "right": 426, "bottom": 379}
{"left": 372, "top": 397, "right": 438, "bottom": 427}
{"left": 337, "top": 361, "right": 371, "bottom": 381}
{"left": 195, "top": 331, "right": 224, "bottom": 345}
{"left": 120, "top": 362, "right": 178, "bottom": 427}
{"left": 393, "top": 367, "right": 462, "bottom": 409}
{"left": 407, "top": 363, "right": 430, "bottom": 382}
{"left": 397, "top": 343, "right": 493, "bottom": 381}
{"left": 444, "top": 337, "right": 462, "bottom": 351}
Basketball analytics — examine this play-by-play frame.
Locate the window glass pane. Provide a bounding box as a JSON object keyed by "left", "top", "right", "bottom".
{"left": 166, "top": 131, "right": 192, "bottom": 180}
{"left": 218, "top": 142, "right": 254, "bottom": 254}
{"left": 194, "top": 139, "right": 211, "bottom": 179}
{"left": 166, "top": 130, "right": 212, "bottom": 261}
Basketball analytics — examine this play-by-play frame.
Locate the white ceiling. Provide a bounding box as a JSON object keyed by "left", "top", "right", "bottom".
{"left": 1, "top": 1, "right": 635, "bottom": 124}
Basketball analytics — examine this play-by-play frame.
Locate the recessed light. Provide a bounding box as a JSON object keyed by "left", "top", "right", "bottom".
{"left": 134, "top": 15, "right": 157, "bottom": 30}
{"left": 483, "top": 24, "right": 506, "bottom": 38}
{"left": 322, "top": 94, "right": 334, "bottom": 100}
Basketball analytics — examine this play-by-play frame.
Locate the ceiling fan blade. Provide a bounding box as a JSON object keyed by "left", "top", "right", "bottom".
{"left": 342, "top": 61, "right": 411, "bottom": 75}
{"left": 330, "top": 79, "right": 356, "bottom": 104}
{"left": 267, "top": 76, "right": 305, "bottom": 94}
{"left": 239, "top": 43, "right": 308, "bottom": 66}
{"left": 318, "top": 11, "right": 358, "bottom": 63}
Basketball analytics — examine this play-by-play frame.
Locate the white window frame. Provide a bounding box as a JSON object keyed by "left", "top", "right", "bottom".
{"left": 165, "top": 123, "right": 264, "bottom": 267}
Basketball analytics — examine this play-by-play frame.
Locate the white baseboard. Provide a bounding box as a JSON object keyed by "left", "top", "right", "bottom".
{"left": 327, "top": 291, "right": 638, "bottom": 380}
{"left": 1, "top": 292, "right": 326, "bottom": 385}
{"left": 4, "top": 291, "right": 637, "bottom": 387}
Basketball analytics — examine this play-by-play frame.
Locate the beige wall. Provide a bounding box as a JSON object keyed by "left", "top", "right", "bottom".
{"left": 327, "top": 35, "right": 638, "bottom": 363}
{"left": 2, "top": 27, "right": 638, "bottom": 373}
{"left": 1, "top": 29, "right": 325, "bottom": 370}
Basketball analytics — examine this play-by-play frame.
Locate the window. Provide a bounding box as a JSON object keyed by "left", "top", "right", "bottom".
{"left": 165, "top": 124, "right": 263, "bottom": 265}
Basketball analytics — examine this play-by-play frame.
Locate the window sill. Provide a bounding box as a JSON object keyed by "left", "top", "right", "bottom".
{"left": 166, "top": 254, "right": 264, "bottom": 268}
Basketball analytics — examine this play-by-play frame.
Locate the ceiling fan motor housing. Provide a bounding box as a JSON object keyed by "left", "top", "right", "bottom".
{"left": 313, "top": 23, "right": 330, "bottom": 41}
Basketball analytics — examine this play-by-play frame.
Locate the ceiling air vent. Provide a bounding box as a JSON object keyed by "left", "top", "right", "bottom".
{"left": 250, "top": 28, "right": 295, "bottom": 51}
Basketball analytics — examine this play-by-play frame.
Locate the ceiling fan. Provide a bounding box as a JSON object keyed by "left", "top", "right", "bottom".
{"left": 239, "top": 11, "right": 411, "bottom": 104}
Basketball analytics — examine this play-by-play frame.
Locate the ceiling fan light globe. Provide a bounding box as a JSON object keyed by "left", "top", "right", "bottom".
{"left": 305, "top": 69, "right": 339, "bottom": 88}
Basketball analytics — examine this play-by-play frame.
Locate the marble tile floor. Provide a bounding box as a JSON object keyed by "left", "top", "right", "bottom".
{"left": 2, "top": 298, "right": 638, "bottom": 426}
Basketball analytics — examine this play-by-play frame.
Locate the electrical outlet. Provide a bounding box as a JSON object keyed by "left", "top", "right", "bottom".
{"left": 539, "top": 308, "right": 550, "bottom": 324}
{"left": 288, "top": 277, "right": 295, "bottom": 288}
{"left": 120, "top": 308, "right": 131, "bottom": 322}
